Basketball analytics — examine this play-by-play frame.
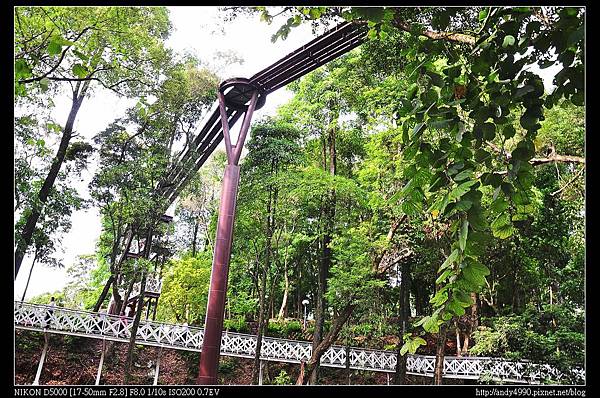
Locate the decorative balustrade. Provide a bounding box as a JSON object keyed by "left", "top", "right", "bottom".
{"left": 118, "top": 276, "right": 163, "bottom": 300}
{"left": 14, "top": 302, "right": 584, "bottom": 384}
{"left": 144, "top": 276, "right": 163, "bottom": 295}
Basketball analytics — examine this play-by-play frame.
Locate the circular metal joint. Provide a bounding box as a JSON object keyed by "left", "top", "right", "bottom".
{"left": 219, "top": 78, "right": 266, "bottom": 111}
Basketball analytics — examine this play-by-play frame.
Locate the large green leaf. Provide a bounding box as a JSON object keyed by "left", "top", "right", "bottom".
{"left": 439, "top": 249, "right": 459, "bottom": 272}
{"left": 436, "top": 269, "right": 453, "bottom": 285}
{"left": 462, "top": 264, "right": 486, "bottom": 287}
{"left": 490, "top": 197, "right": 509, "bottom": 213}
{"left": 72, "top": 64, "right": 89, "bottom": 78}
{"left": 447, "top": 298, "right": 466, "bottom": 316}
{"left": 400, "top": 336, "right": 427, "bottom": 355}
{"left": 449, "top": 179, "right": 478, "bottom": 200}
{"left": 491, "top": 213, "right": 514, "bottom": 239}
{"left": 47, "top": 40, "right": 62, "bottom": 55}
{"left": 412, "top": 122, "right": 427, "bottom": 139}
{"left": 459, "top": 219, "right": 469, "bottom": 251}
{"left": 453, "top": 169, "right": 473, "bottom": 182}
{"left": 502, "top": 35, "right": 516, "bottom": 48}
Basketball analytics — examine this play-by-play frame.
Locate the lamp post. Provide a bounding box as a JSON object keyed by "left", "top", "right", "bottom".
{"left": 302, "top": 299, "right": 309, "bottom": 330}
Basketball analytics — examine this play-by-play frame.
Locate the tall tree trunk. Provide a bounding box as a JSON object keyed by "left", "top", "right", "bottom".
{"left": 123, "top": 270, "right": 147, "bottom": 384}
{"left": 311, "top": 125, "right": 337, "bottom": 385}
{"left": 301, "top": 302, "right": 355, "bottom": 385}
{"left": 433, "top": 324, "right": 447, "bottom": 385}
{"left": 94, "top": 225, "right": 134, "bottom": 312}
{"left": 393, "top": 262, "right": 411, "bottom": 384}
{"left": 20, "top": 246, "right": 39, "bottom": 302}
{"left": 191, "top": 219, "right": 199, "bottom": 257}
{"left": 123, "top": 228, "right": 153, "bottom": 384}
{"left": 461, "top": 293, "right": 479, "bottom": 355}
{"left": 277, "top": 259, "right": 289, "bottom": 319}
{"left": 93, "top": 275, "right": 115, "bottom": 312}
{"left": 269, "top": 274, "right": 276, "bottom": 320}
{"left": 455, "top": 319, "right": 462, "bottom": 357}
{"left": 120, "top": 272, "right": 138, "bottom": 315}
{"left": 252, "top": 262, "right": 268, "bottom": 384}
{"left": 15, "top": 82, "right": 89, "bottom": 277}
{"left": 252, "top": 169, "right": 277, "bottom": 384}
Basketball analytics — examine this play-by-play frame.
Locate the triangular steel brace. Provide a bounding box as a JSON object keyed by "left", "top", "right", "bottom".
{"left": 218, "top": 89, "right": 259, "bottom": 166}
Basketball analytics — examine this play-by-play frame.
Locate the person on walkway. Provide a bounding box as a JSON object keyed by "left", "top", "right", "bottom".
{"left": 98, "top": 307, "right": 107, "bottom": 335}
{"left": 181, "top": 322, "right": 189, "bottom": 345}
{"left": 44, "top": 297, "right": 56, "bottom": 328}
{"left": 119, "top": 304, "right": 132, "bottom": 337}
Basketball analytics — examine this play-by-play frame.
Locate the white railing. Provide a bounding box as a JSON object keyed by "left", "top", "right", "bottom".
{"left": 14, "top": 302, "right": 584, "bottom": 384}
{"left": 145, "top": 276, "right": 163, "bottom": 294}
{"left": 118, "top": 276, "right": 163, "bottom": 300}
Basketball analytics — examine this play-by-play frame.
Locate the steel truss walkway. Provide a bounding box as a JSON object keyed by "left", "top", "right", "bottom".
{"left": 14, "top": 302, "right": 584, "bottom": 384}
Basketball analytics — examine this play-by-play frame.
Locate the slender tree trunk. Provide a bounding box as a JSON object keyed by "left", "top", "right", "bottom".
{"left": 20, "top": 247, "right": 39, "bottom": 302}
{"left": 120, "top": 272, "right": 138, "bottom": 315}
{"left": 123, "top": 228, "right": 153, "bottom": 384}
{"left": 93, "top": 275, "right": 115, "bottom": 312}
{"left": 15, "top": 82, "right": 89, "bottom": 277}
{"left": 277, "top": 259, "right": 289, "bottom": 319}
{"left": 455, "top": 319, "right": 462, "bottom": 357}
{"left": 252, "top": 170, "right": 277, "bottom": 384}
{"left": 98, "top": 226, "right": 134, "bottom": 313}
{"left": 461, "top": 293, "right": 478, "bottom": 355}
{"left": 311, "top": 125, "right": 337, "bottom": 385}
{"left": 302, "top": 302, "right": 355, "bottom": 385}
{"left": 252, "top": 263, "right": 268, "bottom": 384}
{"left": 191, "top": 219, "right": 199, "bottom": 257}
{"left": 123, "top": 270, "right": 147, "bottom": 384}
{"left": 269, "top": 275, "right": 276, "bottom": 320}
{"left": 433, "top": 324, "right": 447, "bottom": 385}
{"left": 394, "top": 262, "right": 411, "bottom": 384}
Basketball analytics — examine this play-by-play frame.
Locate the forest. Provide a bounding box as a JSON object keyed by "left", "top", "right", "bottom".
{"left": 14, "top": 6, "right": 585, "bottom": 386}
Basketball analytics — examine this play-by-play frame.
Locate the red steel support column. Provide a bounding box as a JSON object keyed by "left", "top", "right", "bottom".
{"left": 197, "top": 88, "right": 258, "bottom": 384}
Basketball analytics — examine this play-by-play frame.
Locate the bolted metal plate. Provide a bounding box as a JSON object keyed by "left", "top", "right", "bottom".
{"left": 219, "top": 78, "right": 266, "bottom": 111}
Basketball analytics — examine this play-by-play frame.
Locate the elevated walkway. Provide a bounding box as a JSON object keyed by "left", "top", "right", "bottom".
{"left": 14, "top": 301, "right": 584, "bottom": 384}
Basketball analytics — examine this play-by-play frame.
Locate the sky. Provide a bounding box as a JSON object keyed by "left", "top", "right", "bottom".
{"left": 14, "top": 7, "right": 562, "bottom": 301}
{"left": 14, "top": 6, "right": 316, "bottom": 300}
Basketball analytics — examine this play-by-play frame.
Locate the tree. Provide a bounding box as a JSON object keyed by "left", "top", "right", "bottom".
{"left": 14, "top": 6, "right": 173, "bottom": 276}
{"left": 88, "top": 59, "right": 218, "bottom": 314}
{"left": 242, "top": 6, "right": 584, "bottom": 384}
{"left": 174, "top": 151, "right": 226, "bottom": 257}
{"left": 234, "top": 118, "right": 302, "bottom": 384}
{"left": 156, "top": 253, "right": 212, "bottom": 324}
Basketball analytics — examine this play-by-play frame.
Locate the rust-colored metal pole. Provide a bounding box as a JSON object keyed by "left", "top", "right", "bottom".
{"left": 197, "top": 163, "right": 240, "bottom": 384}
{"left": 197, "top": 88, "right": 258, "bottom": 384}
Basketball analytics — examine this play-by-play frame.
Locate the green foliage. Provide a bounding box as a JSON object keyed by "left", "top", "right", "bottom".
{"left": 273, "top": 370, "right": 293, "bottom": 385}
{"left": 29, "top": 291, "right": 65, "bottom": 306}
{"left": 223, "top": 317, "right": 249, "bottom": 333}
{"left": 400, "top": 335, "right": 427, "bottom": 355}
{"left": 267, "top": 319, "right": 302, "bottom": 338}
{"left": 15, "top": 6, "right": 172, "bottom": 97}
{"left": 218, "top": 357, "right": 238, "bottom": 375}
{"left": 471, "top": 304, "right": 584, "bottom": 383}
{"left": 156, "top": 252, "right": 212, "bottom": 324}
{"left": 19, "top": 9, "right": 583, "bottom": 385}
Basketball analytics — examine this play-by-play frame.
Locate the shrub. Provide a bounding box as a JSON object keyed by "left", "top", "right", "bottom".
{"left": 267, "top": 319, "right": 303, "bottom": 338}
{"left": 471, "top": 304, "right": 584, "bottom": 384}
{"left": 273, "top": 370, "right": 292, "bottom": 385}
{"left": 224, "top": 317, "right": 249, "bottom": 333}
{"left": 219, "top": 357, "right": 237, "bottom": 375}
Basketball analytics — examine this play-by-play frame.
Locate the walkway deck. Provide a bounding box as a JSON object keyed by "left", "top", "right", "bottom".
{"left": 14, "top": 302, "right": 583, "bottom": 384}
